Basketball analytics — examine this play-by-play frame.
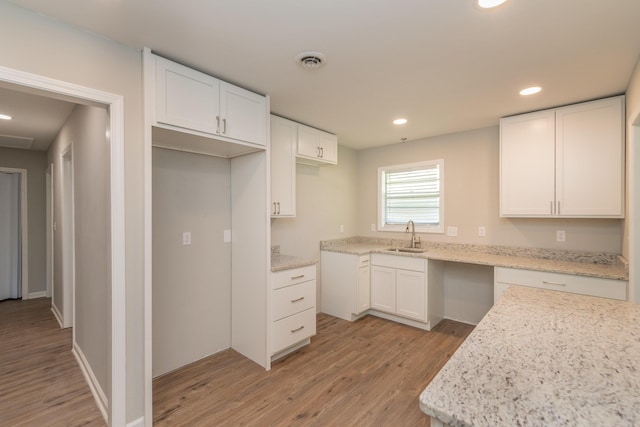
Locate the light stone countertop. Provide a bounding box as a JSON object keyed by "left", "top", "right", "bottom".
{"left": 419, "top": 285, "right": 640, "bottom": 426}
{"left": 320, "top": 237, "right": 628, "bottom": 281}
{"left": 270, "top": 253, "right": 318, "bottom": 272}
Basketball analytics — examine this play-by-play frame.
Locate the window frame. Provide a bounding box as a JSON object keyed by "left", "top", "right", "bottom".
{"left": 377, "top": 159, "right": 445, "bottom": 234}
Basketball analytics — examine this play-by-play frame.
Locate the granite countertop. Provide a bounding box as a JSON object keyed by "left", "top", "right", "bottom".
{"left": 271, "top": 252, "right": 318, "bottom": 272}
{"left": 419, "top": 286, "right": 640, "bottom": 426}
{"left": 320, "top": 237, "right": 628, "bottom": 281}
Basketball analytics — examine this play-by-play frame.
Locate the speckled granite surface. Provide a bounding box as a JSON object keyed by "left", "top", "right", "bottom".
{"left": 419, "top": 286, "right": 640, "bottom": 426}
{"left": 270, "top": 253, "right": 318, "bottom": 272}
{"left": 320, "top": 237, "right": 628, "bottom": 280}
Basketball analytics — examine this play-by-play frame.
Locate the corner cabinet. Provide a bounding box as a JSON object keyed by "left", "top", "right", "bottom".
{"left": 153, "top": 54, "right": 268, "bottom": 149}
{"left": 320, "top": 251, "right": 370, "bottom": 321}
{"left": 297, "top": 123, "right": 338, "bottom": 165}
{"left": 500, "top": 96, "right": 624, "bottom": 218}
{"left": 270, "top": 115, "right": 296, "bottom": 217}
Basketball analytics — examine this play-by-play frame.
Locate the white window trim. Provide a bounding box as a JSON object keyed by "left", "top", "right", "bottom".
{"left": 377, "top": 159, "right": 445, "bottom": 234}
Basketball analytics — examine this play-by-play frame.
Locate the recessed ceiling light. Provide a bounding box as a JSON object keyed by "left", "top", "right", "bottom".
{"left": 393, "top": 118, "right": 407, "bottom": 125}
{"left": 0, "top": 114, "right": 12, "bottom": 120}
{"left": 477, "top": 0, "right": 507, "bottom": 8}
{"left": 520, "top": 86, "right": 542, "bottom": 96}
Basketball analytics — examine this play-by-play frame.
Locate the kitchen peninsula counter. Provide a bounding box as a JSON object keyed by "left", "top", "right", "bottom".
{"left": 320, "top": 237, "right": 628, "bottom": 281}
{"left": 419, "top": 285, "right": 640, "bottom": 426}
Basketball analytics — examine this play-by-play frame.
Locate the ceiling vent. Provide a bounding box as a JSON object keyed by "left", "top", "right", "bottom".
{"left": 296, "top": 51, "right": 327, "bottom": 70}
{"left": 0, "top": 134, "right": 34, "bottom": 150}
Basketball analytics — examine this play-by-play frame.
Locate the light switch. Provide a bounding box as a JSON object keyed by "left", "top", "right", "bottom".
{"left": 478, "top": 226, "right": 486, "bottom": 237}
{"left": 182, "top": 231, "right": 191, "bottom": 246}
{"left": 447, "top": 226, "right": 458, "bottom": 237}
{"left": 224, "top": 229, "right": 231, "bottom": 243}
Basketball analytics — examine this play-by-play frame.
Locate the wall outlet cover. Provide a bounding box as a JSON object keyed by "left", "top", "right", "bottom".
{"left": 447, "top": 226, "right": 458, "bottom": 237}
{"left": 182, "top": 231, "right": 191, "bottom": 245}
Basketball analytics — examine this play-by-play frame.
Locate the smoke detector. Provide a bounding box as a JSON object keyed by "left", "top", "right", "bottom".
{"left": 295, "top": 51, "right": 327, "bottom": 70}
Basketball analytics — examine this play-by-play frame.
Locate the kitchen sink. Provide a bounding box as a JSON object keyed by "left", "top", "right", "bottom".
{"left": 386, "top": 247, "right": 426, "bottom": 254}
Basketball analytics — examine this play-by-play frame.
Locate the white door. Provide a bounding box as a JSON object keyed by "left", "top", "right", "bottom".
{"left": 370, "top": 265, "right": 395, "bottom": 313}
{"left": 396, "top": 269, "right": 426, "bottom": 321}
{"left": 0, "top": 171, "right": 21, "bottom": 300}
{"left": 220, "top": 81, "right": 267, "bottom": 146}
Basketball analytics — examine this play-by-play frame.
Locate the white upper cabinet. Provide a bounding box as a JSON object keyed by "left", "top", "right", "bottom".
{"left": 270, "top": 115, "right": 297, "bottom": 217}
{"left": 297, "top": 123, "right": 338, "bottom": 165}
{"left": 500, "top": 96, "right": 624, "bottom": 218}
{"left": 154, "top": 55, "right": 267, "bottom": 147}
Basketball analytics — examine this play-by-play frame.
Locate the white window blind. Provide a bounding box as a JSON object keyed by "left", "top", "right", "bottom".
{"left": 378, "top": 160, "right": 444, "bottom": 233}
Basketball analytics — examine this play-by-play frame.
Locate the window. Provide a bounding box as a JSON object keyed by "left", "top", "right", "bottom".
{"left": 378, "top": 159, "right": 444, "bottom": 233}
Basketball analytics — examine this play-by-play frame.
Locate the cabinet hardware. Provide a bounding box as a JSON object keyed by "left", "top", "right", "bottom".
{"left": 223, "top": 118, "right": 227, "bottom": 134}
{"left": 320, "top": 147, "right": 324, "bottom": 158}
{"left": 272, "top": 202, "right": 277, "bottom": 215}
{"left": 216, "top": 115, "right": 221, "bottom": 134}
{"left": 290, "top": 297, "right": 305, "bottom": 303}
{"left": 277, "top": 202, "right": 280, "bottom": 215}
{"left": 290, "top": 325, "right": 305, "bottom": 333}
{"left": 557, "top": 201, "right": 561, "bottom": 215}
{"left": 550, "top": 201, "right": 553, "bottom": 215}
{"left": 290, "top": 274, "right": 305, "bottom": 280}
{"left": 317, "top": 146, "right": 321, "bottom": 157}
{"left": 361, "top": 260, "right": 369, "bottom": 263}
{"left": 542, "top": 280, "right": 567, "bottom": 287}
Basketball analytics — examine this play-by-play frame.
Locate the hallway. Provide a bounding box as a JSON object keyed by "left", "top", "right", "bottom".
{"left": 0, "top": 298, "right": 104, "bottom": 426}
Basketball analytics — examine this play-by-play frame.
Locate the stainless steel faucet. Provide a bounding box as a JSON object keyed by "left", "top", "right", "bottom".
{"left": 405, "top": 220, "right": 420, "bottom": 248}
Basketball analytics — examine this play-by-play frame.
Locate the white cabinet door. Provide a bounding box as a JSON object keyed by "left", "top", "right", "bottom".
{"left": 155, "top": 56, "right": 220, "bottom": 134}
{"left": 370, "top": 265, "right": 396, "bottom": 313}
{"left": 555, "top": 97, "right": 624, "bottom": 217}
{"left": 297, "top": 123, "right": 338, "bottom": 165}
{"left": 396, "top": 269, "right": 426, "bottom": 321}
{"left": 220, "top": 82, "right": 267, "bottom": 146}
{"left": 270, "top": 116, "right": 296, "bottom": 216}
{"left": 357, "top": 265, "right": 371, "bottom": 313}
{"left": 500, "top": 110, "right": 556, "bottom": 216}
{"left": 500, "top": 96, "right": 624, "bottom": 218}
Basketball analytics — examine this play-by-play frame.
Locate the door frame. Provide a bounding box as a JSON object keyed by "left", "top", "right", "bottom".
{"left": 46, "top": 163, "right": 53, "bottom": 298}
{"left": 0, "top": 167, "right": 28, "bottom": 299}
{"left": 0, "top": 66, "right": 126, "bottom": 426}
{"left": 61, "top": 146, "right": 75, "bottom": 329}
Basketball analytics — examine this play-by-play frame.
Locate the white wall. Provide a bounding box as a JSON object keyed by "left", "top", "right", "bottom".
{"left": 0, "top": 2, "right": 145, "bottom": 422}
{"left": 357, "top": 126, "right": 623, "bottom": 253}
{"left": 0, "top": 147, "right": 47, "bottom": 294}
{"left": 47, "top": 104, "right": 112, "bottom": 403}
{"left": 152, "top": 147, "right": 231, "bottom": 377}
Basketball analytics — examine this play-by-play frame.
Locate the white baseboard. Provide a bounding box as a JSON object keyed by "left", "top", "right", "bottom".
{"left": 51, "top": 304, "right": 64, "bottom": 328}
{"left": 127, "top": 416, "right": 145, "bottom": 427}
{"left": 28, "top": 291, "right": 47, "bottom": 299}
{"left": 73, "top": 343, "right": 108, "bottom": 424}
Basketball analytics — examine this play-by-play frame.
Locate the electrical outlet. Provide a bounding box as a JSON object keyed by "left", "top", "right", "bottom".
{"left": 556, "top": 230, "right": 566, "bottom": 242}
{"left": 478, "top": 226, "right": 486, "bottom": 237}
{"left": 340, "top": 224, "right": 345, "bottom": 233}
{"left": 447, "top": 226, "right": 458, "bottom": 237}
{"left": 223, "top": 229, "right": 231, "bottom": 243}
{"left": 182, "top": 231, "right": 191, "bottom": 245}
{"left": 371, "top": 223, "right": 376, "bottom": 232}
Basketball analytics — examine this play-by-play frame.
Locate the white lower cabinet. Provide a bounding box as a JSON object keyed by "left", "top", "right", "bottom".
{"left": 494, "top": 267, "right": 627, "bottom": 303}
{"left": 320, "top": 251, "right": 370, "bottom": 320}
{"left": 271, "top": 265, "right": 317, "bottom": 358}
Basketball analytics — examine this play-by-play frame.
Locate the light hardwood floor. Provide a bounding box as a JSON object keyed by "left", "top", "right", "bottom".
{"left": 0, "top": 297, "right": 105, "bottom": 426}
{"left": 154, "top": 314, "right": 474, "bottom": 426}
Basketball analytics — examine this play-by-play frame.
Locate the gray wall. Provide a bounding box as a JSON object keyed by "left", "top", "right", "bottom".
{"left": 0, "top": 147, "right": 47, "bottom": 295}
{"left": 357, "top": 126, "right": 623, "bottom": 253}
{"left": 152, "top": 147, "right": 232, "bottom": 377}
{"left": 47, "top": 104, "right": 111, "bottom": 402}
{"left": 0, "top": 2, "right": 145, "bottom": 421}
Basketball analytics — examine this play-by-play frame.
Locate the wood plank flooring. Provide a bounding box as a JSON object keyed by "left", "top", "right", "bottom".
{"left": 0, "top": 298, "right": 105, "bottom": 427}
{"left": 154, "top": 314, "right": 474, "bottom": 426}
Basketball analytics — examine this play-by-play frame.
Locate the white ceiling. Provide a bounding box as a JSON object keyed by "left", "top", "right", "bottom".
{"left": 4, "top": 0, "right": 640, "bottom": 150}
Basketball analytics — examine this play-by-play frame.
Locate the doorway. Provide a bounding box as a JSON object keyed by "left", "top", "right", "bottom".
{"left": 0, "top": 167, "right": 28, "bottom": 301}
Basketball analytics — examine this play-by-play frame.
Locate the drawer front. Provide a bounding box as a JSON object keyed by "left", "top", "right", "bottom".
{"left": 495, "top": 267, "right": 627, "bottom": 301}
{"left": 358, "top": 255, "right": 370, "bottom": 268}
{"left": 272, "top": 264, "right": 316, "bottom": 290}
{"left": 271, "top": 307, "right": 316, "bottom": 353}
{"left": 371, "top": 253, "right": 426, "bottom": 272}
{"left": 273, "top": 280, "right": 316, "bottom": 321}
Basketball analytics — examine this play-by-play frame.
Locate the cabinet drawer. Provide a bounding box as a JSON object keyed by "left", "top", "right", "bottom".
{"left": 495, "top": 267, "right": 627, "bottom": 301}
{"left": 272, "top": 265, "right": 316, "bottom": 290}
{"left": 271, "top": 307, "right": 316, "bottom": 353}
{"left": 371, "top": 254, "right": 426, "bottom": 272}
{"left": 273, "top": 281, "right": 316, "bottom": 321}
{"left": 358, "top": 255, "right": 370, "bottom": 268}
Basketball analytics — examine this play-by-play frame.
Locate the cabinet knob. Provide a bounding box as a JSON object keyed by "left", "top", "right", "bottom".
{"left": 223, "top": 118, "right": 227, "bottom": 134}
{"left": 216, "top": 115, "right": 221, "bottom": 134}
